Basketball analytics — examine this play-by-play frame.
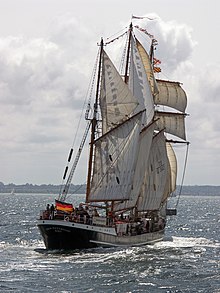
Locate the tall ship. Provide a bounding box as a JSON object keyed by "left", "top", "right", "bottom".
{"left": 38, "top": 18, "right": 189, "bottom": 250}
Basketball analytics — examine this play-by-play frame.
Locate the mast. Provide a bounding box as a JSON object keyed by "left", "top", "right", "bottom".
{"left": 124, "top": 22, "right": 133, "bottom": 84}
{"left": 149, "top": 39, "right": 154, "bottom": 64}
{"left": 86, "top": 38, "right": 104, "bottom": 202}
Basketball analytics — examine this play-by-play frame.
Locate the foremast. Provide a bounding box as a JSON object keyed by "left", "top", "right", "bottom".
{"left": 124, "top": 22, "right": 133, "bottom": 84}
{"left": 86, "top": 38, "right": 104, "bottom": 202}
{"left": 86, "top": 23, "right": 142, "bottom": 205}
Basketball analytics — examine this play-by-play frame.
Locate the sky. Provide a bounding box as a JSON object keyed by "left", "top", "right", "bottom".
{"left": 0, "top": 0, "right": 219, "bottom": 186}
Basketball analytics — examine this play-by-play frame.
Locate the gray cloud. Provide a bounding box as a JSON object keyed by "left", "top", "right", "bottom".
{"left": 0, "top": 13, "right": 219, "bottom": 185}
{"left": 133, "top": 14, "right": 196, "bottom": 75}
{"left": 0, "top": 16, "right": 92, "bottom": 182}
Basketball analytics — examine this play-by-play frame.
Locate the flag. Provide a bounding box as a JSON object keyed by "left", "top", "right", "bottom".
{"left": 134, "top": 25, "right": 154, "bottom": 39}
{"left": 153, "top": 67, "right": 161, "bottom": 73}
{"left": 153, "top": 57, "right": 161, "bottom": 65}
{"left": 132, "top": 15, "right": 155, "bottom": 20}
{"left": 55, "top": 200, "right": 74, "bottom": 213}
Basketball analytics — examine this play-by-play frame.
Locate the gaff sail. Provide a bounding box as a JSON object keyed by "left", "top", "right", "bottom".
{"left": 100, "top": 50, "right": 139, "bottom": 134}
{"left": 129, "top": 36, "right": 154, "bottom": 125}
{"left": 114, "top": 121, "right": 155, "bottom": 212}
{"left": 88, "top": 112, "right": 143, "bottom": 202}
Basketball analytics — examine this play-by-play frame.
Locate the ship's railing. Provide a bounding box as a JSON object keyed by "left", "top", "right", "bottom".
{"left": 40, "top": 210, "right": 165, "bottom": 236}
{"left": 39, "top": 210, "right": 166, "bottom": 235}
{"left": 39, "top": 209, "right": 114, "bottom": 227}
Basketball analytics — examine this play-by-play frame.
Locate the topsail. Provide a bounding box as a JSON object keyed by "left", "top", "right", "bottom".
{"left": 155, "top": 79, "right": 187, "bottom": 112}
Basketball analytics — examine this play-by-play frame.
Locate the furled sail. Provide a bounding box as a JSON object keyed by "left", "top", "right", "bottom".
{"left": 154, "top": 111, "right": 186, "bottom": 140}
{"left": 88, "top": 112, "right": 142, "bottom": 202}
{"left": 113, "top": 121, "right": 155, "bottom": 212}
{"left": 129, "top": 36, "right": 154, "bottom": 125}
{"left": 137, "top": 131, "right": 171, "bottom": 211}
{"left": 136, "top": 38, "right": 159, "bottom": 96}
{"left": 100, "top": 50, "right": 139, "bottom": 134}
{"left": 155, "top": 79, "right": 187, "bottom": 112}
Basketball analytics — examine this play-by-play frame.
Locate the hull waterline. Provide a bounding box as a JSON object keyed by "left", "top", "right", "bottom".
{"left": 37, "top": 219, "right": 164, "bottom": 250}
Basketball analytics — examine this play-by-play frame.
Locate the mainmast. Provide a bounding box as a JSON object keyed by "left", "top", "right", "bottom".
{"left": 149, "top": 39, "right": 154, "bottom": 64}
{"left": 124, "top": 22, "right": 133, "bottom": 84}
{"left": 86, "top": 38, "right": 104, "bottom": 202}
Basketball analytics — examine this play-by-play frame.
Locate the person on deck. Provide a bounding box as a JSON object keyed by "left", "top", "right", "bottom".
{"left": 50, "top": 204, "right": 55, "bottom": 219}
{"left": 93, "top": 208, "right": 99, "bottom": 217}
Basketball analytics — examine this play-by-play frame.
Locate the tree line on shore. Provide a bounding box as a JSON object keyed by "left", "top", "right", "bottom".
{"left": 1, "top": 182, "right": 220, "bottom": 196}
{"left": 0, "top": 182, "right": 86, "bottom": 194}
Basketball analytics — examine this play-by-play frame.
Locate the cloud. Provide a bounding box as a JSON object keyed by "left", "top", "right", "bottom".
{"left": 133, "top": 14, "right": 196, "bottom": 76}
{"left": 0, "top": 13, "right": 219, "bottom": 185}
{"left": 180, "top": 60, "right": 220, "bottom": 185}
{"left": 133, "top": 14, "right": 220, "bottom": 184}
{"left": 191, "top": 62, "right": 220, "bottom": 145}
{"left": 0, "top": 16, "right": 95, "bottom": 184}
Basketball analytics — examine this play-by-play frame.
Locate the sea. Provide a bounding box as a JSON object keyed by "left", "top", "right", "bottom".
{"left": 0, "top": 193, "right": 219, "bottom": 293}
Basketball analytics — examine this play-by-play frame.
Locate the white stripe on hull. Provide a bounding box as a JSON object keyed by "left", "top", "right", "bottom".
{"left": 38, "top": 219, "right": 164, "bottom": 249}
{"left": 38, "top": 219, "right": 117, "bottom": 235}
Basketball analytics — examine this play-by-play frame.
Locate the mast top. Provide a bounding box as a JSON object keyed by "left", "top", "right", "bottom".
{"left": 124, "top": 22, "right": 133, "bottom": 84}
{"left": 99, "top": 38, "right": 104, "bottom": 46}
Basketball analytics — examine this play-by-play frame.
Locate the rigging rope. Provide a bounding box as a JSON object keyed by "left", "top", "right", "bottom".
{"left": 59, "top": 121, "right": 91, "bottom": 202}
{"left": 65, "top": 181, "right": 87, "bottom": 202}
{"left": 119, "top": 32, "right": 129, "bottom": 76}
{"left": 105, "top": 28, "right": 127, "bottom": 45}
{"left": 58, "top": 52, "right": 100, "bottom": 199}
{"left": 175, "top": 142, "right": 190, "bottom": 208}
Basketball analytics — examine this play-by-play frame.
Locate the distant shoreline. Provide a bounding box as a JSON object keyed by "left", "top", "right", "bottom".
{"left": 0, "top": 183, "right": 86, "bottom": 194}
{"left": 0, "top": 183, "right": 220, "bottom": 196}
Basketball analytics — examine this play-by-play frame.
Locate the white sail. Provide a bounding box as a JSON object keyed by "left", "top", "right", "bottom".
{"left": 159, "top": 142, "right": 178, "bottom": 205}
{"left": 113, "top": 121, "right": 155, "bottom": 212}
{"left": 88, "top": 112, "right": 143, "bottom": 202}
{"left": 155, "top": 79, "right": 187, "bottom": 112}
{"left": 136, "top": 38, "right": 159, "bottom": 96}
{"left": 166, "top": 142, "right": 177, "bottom": 192}
{"left": 129, "top": 36, "right": 154, "bottom": 125}
{"left": 137, "top": 131, "right": 170, "bottom": 211}
{"left": 154, "top": 111, "right": 186, "bottom": 140}
{"left": 100, "top": 50, "right": 139, "bottom": 134}
{"left": 37, "top": 22, "right": 190, "bottom": 251}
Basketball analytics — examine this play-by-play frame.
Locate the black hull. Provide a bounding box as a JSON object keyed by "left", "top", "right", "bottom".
{"left": 38, "top": 222, "right": 97, "bottom": 250}
{"left": 38, "top": 219, "right": 164, "bottom": 250}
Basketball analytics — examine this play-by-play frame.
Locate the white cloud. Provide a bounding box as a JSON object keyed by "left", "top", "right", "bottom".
{"left": 0, "top": 16, "right": 95, "bottom": 183}
{"left": 0, "top": 12, "right": 219, "bottom": 185}
{"left": 132, "top": 14, "right": 196, "bottom": 76}
{"left": 132, "top": 14, "right": 220, "bottom": 185}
